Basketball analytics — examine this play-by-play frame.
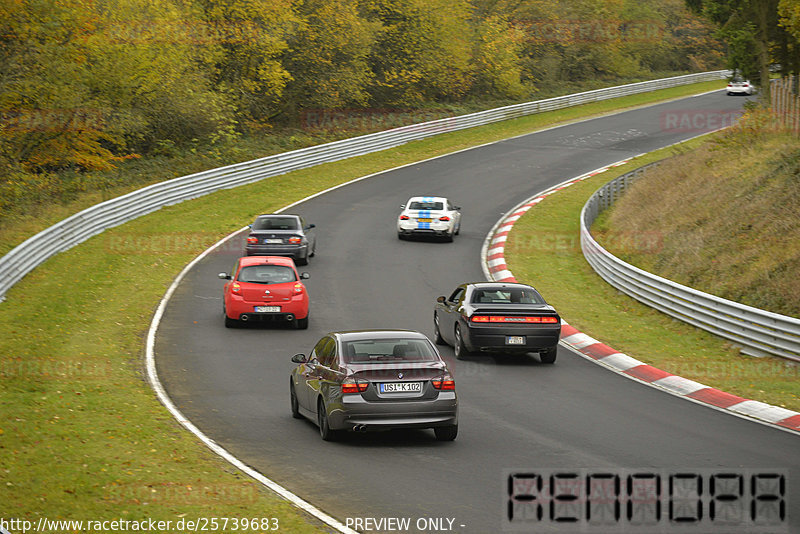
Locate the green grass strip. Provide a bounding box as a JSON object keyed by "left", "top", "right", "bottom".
{"left": 505, "top": 138, "right": 800, "bottom": 413}
{"left": 0, "top": 80, "right": 729, "bottom": 526}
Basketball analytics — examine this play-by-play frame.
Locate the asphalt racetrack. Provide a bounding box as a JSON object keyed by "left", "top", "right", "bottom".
{"left": 155, "top": 91, "right": 799, "bottom": 533}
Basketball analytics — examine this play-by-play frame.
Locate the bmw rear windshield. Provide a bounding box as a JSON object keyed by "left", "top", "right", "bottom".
{"left": 252, "top": 216, "right": 299, "bottom": 230}
{"left": 342, "top": 338, "right": 438, "bottom": 363}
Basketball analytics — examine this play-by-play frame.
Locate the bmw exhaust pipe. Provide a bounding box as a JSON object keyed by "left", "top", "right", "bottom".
{"left": 353, "top": 424, "right": 367, "bottom": 432}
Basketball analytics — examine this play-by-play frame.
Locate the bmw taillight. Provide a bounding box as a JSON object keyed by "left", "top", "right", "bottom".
{"left": 341, "top": 378, "right": 368, "bottom": 394}
{"left": 432, "top": 375, "right": 455, "bottom": 391}
{"left": 288, "top": 236, "right": 302, "bottom": 244}
{"left": 439, "top": 216, "right": 450, "bottom": 221}
{"left": 231, "top": 282, "right": 242, "bottom": 294}
{"left": 399, "top": 215, "right": 410, "bottom": 220}
{"left": 246, "top": 236, "right": 258, "bottom": 244}
{"left": 471, "top": 315, "right": 558, "bottom": 323}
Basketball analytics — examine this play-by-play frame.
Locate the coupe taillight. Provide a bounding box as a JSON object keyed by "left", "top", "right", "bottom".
{"left": 439, "top": 216, "right": 450, "bottom": 221}
{"left": 471, "top": 315, "right": 558, "bottom": 323}
{"left": 432, "top": 375, "right": 455, "bottom": 390}
{"left": 246, "top": 236, "right": 258, "bottom": 244}
{"left": 399, "top": 215, "right": 410, "bottom": 220}
{"left": 341, "top": 378, "right": 368, "bottom": 394}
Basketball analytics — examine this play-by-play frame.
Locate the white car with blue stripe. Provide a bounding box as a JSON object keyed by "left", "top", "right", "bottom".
{"left": 397, "top": 196, "right": 462, "bottom": 241}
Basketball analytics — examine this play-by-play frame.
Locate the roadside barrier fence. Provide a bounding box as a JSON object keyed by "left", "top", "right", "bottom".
{"left": 581, "top": 165, "right": 800, "bottom": 363}
{"left": 0, "top": 71, "right": 730, "bottom": 301}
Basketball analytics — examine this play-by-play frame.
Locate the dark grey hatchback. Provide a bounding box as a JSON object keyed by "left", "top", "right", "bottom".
{"left": 290, "top": 330, "right": 458, "bottom": 441}
{"left": 245, "top": 214, "right": 316, "bottom": 265}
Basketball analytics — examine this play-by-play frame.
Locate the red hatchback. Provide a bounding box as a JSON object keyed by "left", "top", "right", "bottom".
{"left": 219, "top": 256, "right": 310, "bottom": 329}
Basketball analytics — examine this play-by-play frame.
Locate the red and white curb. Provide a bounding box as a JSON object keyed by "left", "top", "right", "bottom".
{"left": 481, "top": 159, "right": 800, "bottom": 435}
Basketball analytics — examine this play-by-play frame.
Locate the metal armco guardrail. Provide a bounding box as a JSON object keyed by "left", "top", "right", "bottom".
{"left": 0, "top": 71, "right": 730, "bottom": 302}
{"left": 581, "top": 166, "right": 800, "bottom": 363}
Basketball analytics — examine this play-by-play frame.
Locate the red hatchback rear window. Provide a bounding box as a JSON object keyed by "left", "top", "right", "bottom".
{"left": 237, "top": 265, "right": 296, "bottom": 284}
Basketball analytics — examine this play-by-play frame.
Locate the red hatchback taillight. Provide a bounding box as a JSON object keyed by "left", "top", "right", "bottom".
{"left": 341, "top": 378, "right": 368, "bottom": 394}
{"left": 231, "top": 282, "right": 242, "bottom": 294}
{"left": 293, "top": 282, "right": 304, "bottom": 294}
{"left": 471, "top": 315, "right": 558, "bottom": 323}
{"left": 432, "top": 375, "right": 455, "bottom": 390}
{"left": 246, "top": 236, "right": 258, "bottom": 244}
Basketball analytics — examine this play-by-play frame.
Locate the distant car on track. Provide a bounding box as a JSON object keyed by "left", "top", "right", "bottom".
{"left": 397, "top": 196, "right": 461, "bottom": 241}
{"left": 289, "top": 330, "right": 458, "bottom": 441}
{"left": 245, "top": 214, "right": 316, "bottom": 265}
{"left": 434, "top": 282, "right": 561, "bottom": 362}
{"left": 219, "top": 256, "right": 310, "bottom": 329}
{"left": 727, "top": 79, "right": 754, "bottom": 96}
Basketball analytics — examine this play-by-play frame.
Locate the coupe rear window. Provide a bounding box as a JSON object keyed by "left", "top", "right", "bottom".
{"left": 471, "top": 288, "right": 544, "bottom": 304}
{"left": 343, "top": 339, "right": 438, "bottom": 363}
{"left": 409, "top": 201, "right": 444, "bottom": 210}
{"left": 252, "top": 217, "right": 299, "bottom": 230}
{"left": 237, "top": 265, "right": 296, "bottom": 284}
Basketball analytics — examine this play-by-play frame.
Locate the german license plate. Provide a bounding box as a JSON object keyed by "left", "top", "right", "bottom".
{"left": 255, "top": 306, "right": 280, "bottom": 312}
{"left": 417, "top": 218, "right": 433, "bottom": 222}
{"left": 264, "top": 238, "right": 282, "bottom": 244}
{"left": 506, "top": 336, "right": 525, "bottom": 345}
{"left": 380, "top": 382, "right": 422, "bottom": 393}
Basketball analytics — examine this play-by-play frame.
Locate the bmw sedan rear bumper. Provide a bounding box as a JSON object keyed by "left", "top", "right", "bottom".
{"left": 331, "top": 393, "right": 458, "bottom": 431}
{"left": 397, "top": 221, "right": 453, "bottom": 236}
{"left": 245, "top": 243, "right": 308, "bottom": 259}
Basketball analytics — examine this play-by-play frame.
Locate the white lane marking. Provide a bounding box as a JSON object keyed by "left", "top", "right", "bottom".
{"left": 145, "top": 228, "right": 359, "bottom": 534}
{"left": 727, "top": 401, "right": 799, "bottom": 424}
{"left": 652, "top": 375, "right": 708, "bottom": 396}
{"left": 561, "top": 332, "right": 600, "bottom": 350}
{"left": 599, "top": 353, "right": 644, "bottom": 372}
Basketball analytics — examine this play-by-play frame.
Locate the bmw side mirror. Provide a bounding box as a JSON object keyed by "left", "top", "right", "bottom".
{"left": 300, "top": 272, "right": 310, "bottom": 279}
{"left": 437, "top": 296, "right": 446, "bottom": 303}
{"left": 291, "top": 354, "right": 307, "bottom": 364}
{"left": 218, "top": 273, "right": 231, "bottom": 280}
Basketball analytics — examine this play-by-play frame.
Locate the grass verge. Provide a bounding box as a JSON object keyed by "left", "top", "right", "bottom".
{"left": 504, "top": 136, "right": 800, "bottom": 413}
{"left": 1, "top": 79, "right": 728, "bottom": 527}
{"left": 593, "top": 118, "right": 800, "bottom": 317}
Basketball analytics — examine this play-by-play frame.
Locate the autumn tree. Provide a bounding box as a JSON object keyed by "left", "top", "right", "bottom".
{"left": 282, "top": 0, "right": 381, "bottom": 113}
{"left": 193, "top": 0, "right": 297, "bottom": 126}
{"left": 685, "top": 0, "right": 799, "bottom": 102}
{"left": 365, "top": 0, "right": 473, "bottom": 106}
{"left": 0, "top": 0, "right": 231, "bottom": 170}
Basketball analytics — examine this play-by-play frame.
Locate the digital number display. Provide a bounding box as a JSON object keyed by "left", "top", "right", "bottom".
{"left": 503, "top": 469, "right": 787, "bottom": 532}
